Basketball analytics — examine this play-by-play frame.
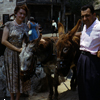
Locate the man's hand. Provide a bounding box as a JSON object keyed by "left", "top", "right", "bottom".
{"left": 97, "top": 50, "right": 100, "bottom": 58}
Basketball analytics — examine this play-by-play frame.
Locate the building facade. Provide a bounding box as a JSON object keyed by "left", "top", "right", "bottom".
{"left": 0, "top": 0, "right": 16, "bottom": 26}
{"left": 17, "top": 0, "right": 62, "bottom": 33}
{"left": 0, "top": 0, "right": 74, "bottom": 33}
{"left": 94, "top": 0, "right": 100, "bottom": 20}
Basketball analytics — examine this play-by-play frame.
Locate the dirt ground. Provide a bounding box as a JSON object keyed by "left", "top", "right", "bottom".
{"left": 19, "top": 79, "right": 79, "bottom": 100}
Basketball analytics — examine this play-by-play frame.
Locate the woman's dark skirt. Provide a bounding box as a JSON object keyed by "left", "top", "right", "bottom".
{"left": 77, "top": 52, "right": 100, "bottom": 100}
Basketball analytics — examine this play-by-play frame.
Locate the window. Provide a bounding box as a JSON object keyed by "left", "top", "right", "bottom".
{"left": 3, "top": 14, "right": 9, "bottom": 24}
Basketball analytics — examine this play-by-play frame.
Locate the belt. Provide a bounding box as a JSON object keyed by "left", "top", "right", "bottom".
{"left": 81, "top": 51, "right": 91, "bottom": 55}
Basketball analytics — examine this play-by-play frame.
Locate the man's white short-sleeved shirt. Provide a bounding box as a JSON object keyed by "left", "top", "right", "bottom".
{"left": 52, "top": 22, "right": 57, "bottom": 29}
{"left": 80, "top": 18, "right": 100, "bottom": 55}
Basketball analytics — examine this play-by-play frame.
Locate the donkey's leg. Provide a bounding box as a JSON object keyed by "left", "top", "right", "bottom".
{"left": 56, "top": 32, "right": 57, "bottom": 37}
{"left": 53, "top": 69, "right": 59, "bottom": 100}
{"left": 44, "top": 67, "right": 53, "bottom": 100}
{"left": 47, "top": 73, "right": 53, "bottom": 100}
{"left": 54, "top": 85, "right": 59, "bottom": 100}
{"left": 52, "top": 33, "right": 53, "bottom": 37}
{"left": 70, "top": 66, "right": 77, "bottom": 91}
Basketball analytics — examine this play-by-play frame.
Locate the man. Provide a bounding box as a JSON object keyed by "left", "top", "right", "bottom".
{"left": 77, "top": 5, "right": 100, "bottom": 100}
{"left": 52, "top": 19, "right": 57, "bottom": 37}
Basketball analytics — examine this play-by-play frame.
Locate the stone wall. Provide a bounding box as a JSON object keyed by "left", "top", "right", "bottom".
{"left": 0, "top": 0, "right": 16, "bottom": 25}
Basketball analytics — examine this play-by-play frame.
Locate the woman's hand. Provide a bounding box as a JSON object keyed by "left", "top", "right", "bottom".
{"left": 17, "top": 48, "right": 22, "bottom": 53}
{"left": 40, "top": 39, "right": 45, "bottom": 43}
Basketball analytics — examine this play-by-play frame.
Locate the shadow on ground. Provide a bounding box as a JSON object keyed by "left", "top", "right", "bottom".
{"left": 58, "top": 88, "right": 79, "bottom": 100}
{"left": 0, "top": 87, "right": 79, "bottom": 100}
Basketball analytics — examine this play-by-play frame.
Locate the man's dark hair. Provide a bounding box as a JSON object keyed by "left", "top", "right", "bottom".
{"left": 81, "top": 4, "right": 94, "bottom": 14}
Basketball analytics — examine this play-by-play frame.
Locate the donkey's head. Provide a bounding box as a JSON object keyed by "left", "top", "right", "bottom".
{"left": 19, "top": 34, "right": 42, "bottom": 81}
{"left": 56, "top": 19, "right": 81, "bottom": 76}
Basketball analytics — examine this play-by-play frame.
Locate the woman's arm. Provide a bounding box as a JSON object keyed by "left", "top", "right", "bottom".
{"left": 36, "top": 25, "right": 38, "bottom": 31}
{"left": 28, "top": 23, "right": 31, "bottom": 29}
{"left": 1, "top": 26, "right": 22, "bottom": 52}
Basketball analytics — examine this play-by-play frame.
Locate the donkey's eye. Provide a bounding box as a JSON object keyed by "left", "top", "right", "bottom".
{"left": 63, "top": 47, "right": 68, "bottom": 53}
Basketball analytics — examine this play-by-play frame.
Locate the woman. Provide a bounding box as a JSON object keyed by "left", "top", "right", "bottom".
{"left": 2, "top": 5, "right": 30, "bottom": 100}
{"left": 28, "top": 17, "right": 38, "bottom": 41}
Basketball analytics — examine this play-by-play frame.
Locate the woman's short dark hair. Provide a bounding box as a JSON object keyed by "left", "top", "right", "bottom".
{"left": 14, "top": 5, "right": 29, "bottom": 16}
{"left": 81, "top": 4, "right": 94, "bottom": 14}
{"left": 29, "top": 17, "right": 35, "bottom": 22}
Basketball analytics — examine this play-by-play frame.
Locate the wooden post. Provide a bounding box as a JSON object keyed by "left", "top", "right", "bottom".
{"left": 66, "top": 16, "right": 68, "bottom": 32}
{"left": 51, "top": 4, "right": 53, "bottom": 19}
{"left": 61, "top": 0, "right": 65, "bottom": 26}
{"left": 74, "top": 14, "right": 75, "bottom": 26}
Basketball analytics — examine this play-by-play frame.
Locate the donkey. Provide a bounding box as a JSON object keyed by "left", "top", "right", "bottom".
{"left": 53, "top": 19, "right": 81, "bottom": 100}
{"left": 19, "top": 34, "right": 42, "bottom": 82}
{"left": 19, "top": 33, "right": 59, "bottom": 100}
{"left": 33, "top": 36, "right": 59, "bottom": 100}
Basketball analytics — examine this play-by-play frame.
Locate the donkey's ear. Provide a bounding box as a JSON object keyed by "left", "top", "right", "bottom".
{"left": 68, "top": 19, "right": 81, "bottom": 37}
{"left": 58, "top": 22, "right": 65, "bottom": 37}
{"left": 31, "top": 33, "right": 42, "bottom": 43}
{"left": 38, "top": 33, "right": 42, "bottom": 41}
{"left": 22, "top": 33, "right": 30, "bottom": 44}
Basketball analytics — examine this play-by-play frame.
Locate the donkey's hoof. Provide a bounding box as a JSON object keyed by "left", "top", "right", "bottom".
{"left": 71, "top": 85, "right": 76, "bottom": 91}
{"left": 47, "top": 95, "right": 52, "bottom": 100}
{"left": 53, "top": 96, "right": 58, "bottom": 100}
